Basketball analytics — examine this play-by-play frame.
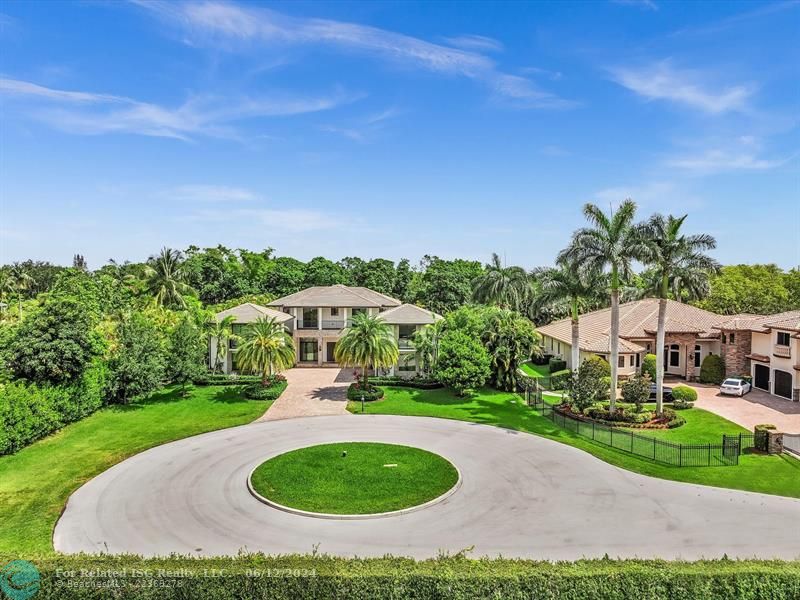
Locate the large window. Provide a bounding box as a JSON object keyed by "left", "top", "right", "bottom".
{"left": 299, "top": 339, "right": 317, "bottom": 362}
{"left": 618, "top": 356, "right": 625, "bottom": 368}
{"left": 302, "top": 308, "right": 317, "bottom": 328}
{"left": 669, "top": 344, "right": 680, "bottom": 367}
{"left": 777, "top": 331, "right": 791, "bottom": 346}
{"left": 694, "top": 345, "right": 701, "bottom": 368}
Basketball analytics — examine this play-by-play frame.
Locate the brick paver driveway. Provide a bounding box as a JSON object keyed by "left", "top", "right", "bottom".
{"left": 259, "top": 367, "right": 354, "bottom": 421}
{"left": 689, "top": 383, "right": 800, "bottom": 433}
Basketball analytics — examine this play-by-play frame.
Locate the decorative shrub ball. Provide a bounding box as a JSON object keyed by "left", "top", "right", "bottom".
{"left": 347, "top": 382, "right": 384, "bottom": 401}
{"left": 671, "top": 385, "right": 698, "bottom": 402}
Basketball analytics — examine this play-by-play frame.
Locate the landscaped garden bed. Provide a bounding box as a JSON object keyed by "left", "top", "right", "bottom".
{"left": 249, "top": 442, "right": 459, "bottom": 515}
{"left": 243, "top": 375, "right": 288, "bottom": 400}
{"left": 563, "top": 402, "right": 686, "bottom": 429}
{"left": 347, "top": 381, "right": 385, "bottom": 401}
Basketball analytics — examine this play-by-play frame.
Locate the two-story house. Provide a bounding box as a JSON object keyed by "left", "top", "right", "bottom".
{"left": 209, "top": 285, "right": 442, "bottom": 377}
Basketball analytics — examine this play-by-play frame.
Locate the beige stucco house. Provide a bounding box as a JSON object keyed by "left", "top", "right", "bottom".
{"left": 209, "top": 285, "right": 442, "bottom": 377}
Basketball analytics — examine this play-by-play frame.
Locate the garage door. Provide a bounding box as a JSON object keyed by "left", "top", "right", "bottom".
{"left": 754, "top": 364, "right": 770, "bottom": 391}
{"left": 773, "top": 370, "right": 793, "bottom": 399}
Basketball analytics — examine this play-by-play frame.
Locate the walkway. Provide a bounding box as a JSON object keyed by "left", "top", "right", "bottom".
{"left": 259, "top": 367, "right": 353, "bottom": 421}
{"left": 54, "top": 415, "right": 800, "bottom": 559}
{"left": 689, "top": 383, "right": 800, "bottom": 433}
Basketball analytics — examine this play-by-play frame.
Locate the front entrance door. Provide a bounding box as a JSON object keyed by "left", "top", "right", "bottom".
{"left": 774, "top": 370, "right": 792, "bottom": 399}
{"left": 326, "top": 341, "right": 337, "bottom": 363}
{"left": 754, "top": 364, "right": 769, "bottom": 391}
{"left": 299, "top": 339, "right": 318, "bottom": 363}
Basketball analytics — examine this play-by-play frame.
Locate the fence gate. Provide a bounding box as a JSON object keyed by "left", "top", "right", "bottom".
{"left": 783, "top": 433, "right": 800, "bottom": 457}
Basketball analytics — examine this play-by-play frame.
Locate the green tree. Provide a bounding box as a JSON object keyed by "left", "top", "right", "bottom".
{"left": 393, "top": 258, "right": 414, "bottom": 302}
{"left": 471, "top": 253, "right": 532, "bottom": 311}
{"left": 183, "top": 245, "right": 251, "bottom": 305}
{"left": 567, "top": 356, "right": 610, "bottom": 411}
{"left": 304, "top": 257, "right": 347, "bottom": 287}
{"left": 335, "top": 312, "right": 399, "bottom": 389}
{"left": 698, "top": 264, "right": 794, "bottom": 315}
{"left": 145, "top": 248, "right": 194, "bottom": 309}
{"left": 621, "top": 372, "right": 651, "bottom": 412}
{"left": 533, "top": 263, "right": 606, "bottom": 373}
{"left": 235, "top": 317, "right": 296, "bottom": 384}
{"left": 559, "top": 200, "right": 648, "bottom": 413}
{"left": 205, "top": 315, "right": 238, "bottom": 374}
{"left": 106, "top": 312, "right": 165, "bottom": 404}
{"left": 167, "top": 316, "right": 205, "bottom": 395}
{"left": 264, "top": 257, "right": 307, "bottom": 297}
{"left": 412, "top": 319, "right": 446, "bottom": 376}
{"left": 359, "top": 259, "right": 398, "bottom": 296}
{"left": 411, "top": 256, "right": 483, "bottom": 315}
{"left": 8, "top": 295, "right": 102, "bottom": 385}
{"left": 641, "top": 353, "right": 657, "bottom": 380}
{"left": 480, "top": 308, "right": 542, "bottom": 391}
{"left": 640, "top": 214, "right": 719, "bottom": 414}
{"left": 5, "top": 265, "right": 36, "bottom": 317}
{"left": 434, "top": 330, "right": 491, "bottom": 396}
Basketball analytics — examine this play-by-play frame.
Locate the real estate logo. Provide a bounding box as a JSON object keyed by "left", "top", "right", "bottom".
{"left": 0, "top": 560, "right": 40, "bottom": 600}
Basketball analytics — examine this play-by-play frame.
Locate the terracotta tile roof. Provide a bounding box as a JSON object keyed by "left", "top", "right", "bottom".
{"left": 215, "top": 303, "right": 293, "bottom": 324}
{"left": 268, "top": 285, "right": 402, "bottom": 308}
{"left": 536, "top": 298, "right": 724, "bottom": 354}
{"left": 746, "top": 353, "right": 770, "bottom": 363}
{"left": 378, "top": 303, "right": 442, "bottom": 325}
{"left": 715, "top": 310, "right": 800, "bottom": 333}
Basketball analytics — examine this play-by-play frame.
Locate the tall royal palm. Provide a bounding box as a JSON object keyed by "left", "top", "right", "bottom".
{"left": 335, "top": 312, "right": 399, "bottom": 389}
{"left": 205, "top": 315, "right": 238, "bottom": 374}
{"left": 533, "top": 262, "right": 606, "bottom": 373}
{"left": 641, "top": 214, "right": 720, "bottom": 414}
{"left": 7, "top": 265, "right": 35, "bottom": 317}
{"left": 472, "top": 253, "right": 532, "bottom": 312}
{"left": 145, "top": 248, "right": 193, "bottom": 309}
{"left": 559, "top": 200, "right": 648, "bottom": 412}
{"left": 236, "top": 317, "right": 295, "bottom": 384}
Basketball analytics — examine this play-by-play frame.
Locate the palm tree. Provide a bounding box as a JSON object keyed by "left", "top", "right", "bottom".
{"left": 481, "top": 308, "right": 542, "bottom": 391}
{"left": 335, "top": 312, "right": 399, "bottom": 389}
{"left": 205, "top": 315, "right": 238, "bottom": 374}
{"left": 144, "top": 248, "right": 193, "bottom": 309}
{"left": 412, "top": 318, "right": 447, "bottom": 376}
{"left": 641, "top": 214, "right": 720, "bottom": 415}
{"left": 472, "top": 252, "right": 532, "bottom": 311}
{"left": 235, "top": 317, "right": 295, "bottom": 384}
{"left": 6, "top": 265, "right": 35, "bottom": 317}
{"left": 558, "top": 200, "right": 648, "bottom": 412}
{"left": 533, "top": 262, "right": 606, "bottom": 373}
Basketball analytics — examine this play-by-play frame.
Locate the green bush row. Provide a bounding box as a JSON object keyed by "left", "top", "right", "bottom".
{"left": 194, "top": 373, "right": 264, "bottom": 386}
{"left": 370, "top": 376, "right": 443, "bottom": 389}
{"left": 8, "top": 554, "right": 799, "bottom": 599}
{"left": 243, "top": 380, "right": 288, "bottom": 401}
{"left": 347, "top": 382, "right": 384, "bottom": 401}
{"left": 549, "top": 368, "right": 571, "bottom": 390}
{"left": 548, "top": 356, "right": 567, "bottom": 372}
{"left": 0, "top": 362, "right": 107, "bottom": 455}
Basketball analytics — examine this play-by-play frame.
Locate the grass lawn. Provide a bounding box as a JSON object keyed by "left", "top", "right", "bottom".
{"left": 0, "top": 385, "right": 270, "bottom": 555}
{"left": 627, "top": 403, "right": 749, "bottom": 444}
{"left": 521, "top": 362, "right": 550, "bottom": 378}
{"left": 250, "top": 442, "right": 459, "bottom": 514}
{"left": 348, "top": 387, "right": 800, "bottom": 499}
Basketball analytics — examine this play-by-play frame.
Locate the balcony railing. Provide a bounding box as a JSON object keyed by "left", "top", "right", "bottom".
{"left": 399, "top": 338, "right": 415, "bottom": 349}
{"left": 774, "top": 345, "right": 791, "bottom": 358}
{"left": 322, "top": 319, "right": 346, "bottom": 330}
{"left": 297, "top": 320, "right": 318, "bottom": 330}
{"left": 297, "top": 319, "right": 351, "bottom": 330}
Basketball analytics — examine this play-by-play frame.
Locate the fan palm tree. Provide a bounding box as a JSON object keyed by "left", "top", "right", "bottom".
{"left": 472, "top": 252, "right": 532, "bottom": 311}
{"left": 205, "top": 315, "right": 239, "bottom": 374}
{"left": 335, "top": 312, "right": 399, "bottom": 389}
{"left": 558, "top": 200, "right": 648, "bottom": 412}
{"left": 640, "top": 214, "right": 720, "bottom": 414}
{"left": 235, "top": 317, "right": 295, "bottom": 384}
{"left": 144, "top": 248, "right": 194, "bottom": 309}
{"left": 533, "top": 262, "right": 606, "bottom": 373}
{"left": 412, "top": 318, "right": 447, "bottom": 376}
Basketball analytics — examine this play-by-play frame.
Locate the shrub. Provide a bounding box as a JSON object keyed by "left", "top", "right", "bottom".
{"left": 672, "top": 399, "right": 694, "bottom": 410}
{"left": 194, "top": 373, "right": 263, "bottom": 386}
{"left": 105, "top": 313, "right": 165, "bottom": 405}
{"left": 672, "top": 385, "right": 698, "bottom": 402}
{"left": 699, "top": 354, "right": 725, "bottom": 385}
{"left": 548, "top": 356, "right": 567, "bottom": 373}
{"left": 347, "top": 382, "right": 384, "bottom": 401}
{"left": 244, "top": 379, "right": 288, "bottom": 401}
{"left": 567, "top": 357, "right": 610, "bottom": 411}
{"left": 531, "top": 353, "right": 551, "bottom": 366}
{"left": 434, "top": 331, "right": 491, "bottom": 396}
{"left": 6, "top": 555, "right": 800, "bottom": 600}
{"left": 368, "top": 376, "right": 442, "bottom": 389}
{"left": 584, "top": 354, "right": 611, "bottom": 377}
{"left": 641, "top": 353, "right": 657, "bottom": 380}
{"left": 549, "top": 369, "right": 571, "bottom": 391}
{"left": 620, "top": 373, "right": 651, "bottom": 411}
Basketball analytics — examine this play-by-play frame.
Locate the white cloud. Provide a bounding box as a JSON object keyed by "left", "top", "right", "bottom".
{"left": 442, "top": 34, "right": 504, "bottom": 53}
{"left": 611, "top": 0, "right": 658, "bottom": 11}
{"left": 665, "top": 149, "right": 788, "bottom": 174}
{"left": 162, "top": 184, "right": 258, "bottom": 202}
{"left": 0, "top": 77, "right": 356, "bottom": 140}
{"left": 135, "top": 1, "right": 572, "bottom": 109}
{"left": 189, "top": 207, "right": 344, "bottom": 232}
{"left": 610, "top": 60, "right": 754, "bottom": 114}
{"left": 593, "top": 181, "right": 705, "bottom": 211}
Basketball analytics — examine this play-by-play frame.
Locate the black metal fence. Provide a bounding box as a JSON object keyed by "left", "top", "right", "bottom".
{"left": 723, "top": 432, "right": 756, "bottom": 455}
{"left": 520, "top": 386, "right": 740, "bottom": 467}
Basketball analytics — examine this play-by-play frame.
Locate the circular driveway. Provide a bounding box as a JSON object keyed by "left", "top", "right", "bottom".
{"left": 54, "top": 415, "right": 800, "bottom": 559}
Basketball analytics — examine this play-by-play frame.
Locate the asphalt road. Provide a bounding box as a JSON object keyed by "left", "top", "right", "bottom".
{"left": 54, "top": 415, "right": 800, "bottom": 559}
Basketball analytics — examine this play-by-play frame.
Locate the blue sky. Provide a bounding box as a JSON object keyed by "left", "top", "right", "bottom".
{"left": 1, "top": 0, "right": 798, "bottom": 269}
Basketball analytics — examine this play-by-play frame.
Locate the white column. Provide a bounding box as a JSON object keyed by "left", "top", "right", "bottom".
{"left": 318, "top": 307, "right": 322, "bottom": 330}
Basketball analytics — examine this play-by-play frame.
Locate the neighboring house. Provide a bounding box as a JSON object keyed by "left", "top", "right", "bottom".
{"left": 209, "top": 285, "right": 442, "bottom": 377}
{"left": 536, "top": 299, "right": 723, "bottom": 380}
{"left": 715, "top": 311, "right": 800, "bottom": 401}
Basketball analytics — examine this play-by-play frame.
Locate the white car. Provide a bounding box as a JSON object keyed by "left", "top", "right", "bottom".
{"left": 720, "top": 378, "right": 752, "bottom": 396}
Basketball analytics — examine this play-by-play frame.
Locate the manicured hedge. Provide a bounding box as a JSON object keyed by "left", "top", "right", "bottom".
{"left": 347, "top": 382, "right": 384, "bottom": 401}
{"left": 0, "top": 362, "right": 107, "bottom": 455}
{"left": 243, "top": 379, "right": 288, "bottom": 401}
{"left": 6, "top": 554, "right": 799, "bottom": 599}
{"left": 672, "top": 385, "right": 698, "bottom": 402}
{"left": 194, "top": 373, "right": 263, "bottom": 386}
{"left": 549, "top": 369, "right": 571, "bottom": 391}
{"left": 548, "top": 356, "right": 567, "bottom": 373}
{"left": 370, "top": 376, "right": 443, "bottom": 389}
{"left": 700, "top": 354, "right": 726, "bottom": 385}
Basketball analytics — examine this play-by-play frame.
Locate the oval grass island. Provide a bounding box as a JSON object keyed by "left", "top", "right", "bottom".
{"left": 248, "top": 442, "right": 461, "bottom": 519}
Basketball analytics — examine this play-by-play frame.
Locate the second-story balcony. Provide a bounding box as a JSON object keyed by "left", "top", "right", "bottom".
{"left": 398, "top": 338, "right": 415, "bottom": 349}
{"left": 297, "top": 319, "right": 351, "bottom": 330}
{"left": 774, "top": 345, "right": 791, "bottom": 359}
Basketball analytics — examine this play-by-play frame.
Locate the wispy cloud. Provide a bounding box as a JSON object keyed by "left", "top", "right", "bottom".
{"left": 134, "top": 1, "right": 573, "bottom": 109}
{"left": 321, "top": 106, "right": 402, "bottom": 143}
{"left": 161, "top": 184, "right": 258, "bottom": 202}
{"left": 189, "top": 207, "right": 345, "bottom": 232}
{"left": 593, "top": 181, "right": 705, "bottom": 211}
{"left": 610, "top": 59, "right": 754, "bottom": 114}
{"left": 611, "top": 0, "right": 658, "bottom": 11}
{"left": 0, "top": 77, "right": 356, "bottom": 140}
{"left": 442, "top": 34, "right": 504, "bottom": 53}
{"left": 665, "top": 149, "right": 789, "bottom": 174}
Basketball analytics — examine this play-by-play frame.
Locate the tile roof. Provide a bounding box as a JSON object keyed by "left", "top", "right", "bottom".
{"left": 536, "top": 298, "right": 725, "bottom": 354}
{"left": 215, "top": 303, "right": 294, "bottom": 324}
{"left": 715, "top": 310, "right": 800, "bottom": 333}
{"left": 378, "top": 304, "right": 442, "bottom": 325}
{"left": 268, "top": 285, "right": 402, "bottom": 308}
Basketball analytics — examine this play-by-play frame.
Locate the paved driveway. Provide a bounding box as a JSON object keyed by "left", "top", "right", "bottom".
{"left": 689, "top": 383, "right": 800, "bottom": 433}
{"left": 259, "top": 368, "right": 354, "bottom": 421}
{"left": 54, "top": 415, "right": 800, "bottom": 560}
